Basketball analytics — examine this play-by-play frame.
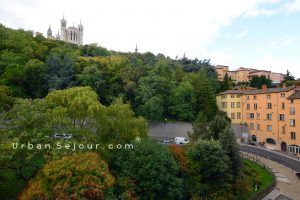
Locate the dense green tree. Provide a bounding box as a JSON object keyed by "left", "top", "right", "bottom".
{"left": 219, "top": 126, "right": 241, "bottom": 178}
{"left": 220, "top": 72, "right": 232, "bottom": 92}
{"left": 23, "top": 59, "right": 47, "bottom": 98}
{"left": 137, "top": 96, "right": 164, "bottom": 120}
{"left": 110, "top": 140, "right": 185, "bottom": 200}
{"left": 80, "top": 43, "right": 111, "bottom": 57}
{"left": 188, "top": 112, "right": 210, "bottom": 141}
{"left": 284, "top": 70, "right": 295, "bottom": 82}
{"left": 46, "top": 53, "right": 76, "bottom": 90}
{"left": 209, "top": 114, "right": 231, "bottom": 140}
{"left": 192, "top": 70, "right": 218, "bottom": 120}
{"left": 96, "top": 98, "right": 148, "bottom": 142}
{"left": 249, "top": 75, "right": 272, "bottom": 89}
{"left": 0, "top": 85, "right": 14, "bottom": 111}
{"left": 187, "top": 140, "right": 232, "bottom": 198}
{"left": 170, "top": 81, "right": 195, "bottom": 121}
{"left": 46, "top": 86, "right": 102, "bottom": 128}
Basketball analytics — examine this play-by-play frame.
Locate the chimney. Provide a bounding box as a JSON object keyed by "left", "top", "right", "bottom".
{"left": 262, "top": 85, "right": 267, "bottom": 91}
{"left": 282, "top": 83, "right": 286, "bottom": 89}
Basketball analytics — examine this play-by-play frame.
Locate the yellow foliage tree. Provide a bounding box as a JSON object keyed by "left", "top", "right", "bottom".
{"left": 20, "top": 152, "right": 114, "bottom": 200}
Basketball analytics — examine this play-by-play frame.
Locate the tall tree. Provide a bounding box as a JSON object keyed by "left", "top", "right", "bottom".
{"left": 209, "top": 115, "right": 231, "bottom": 140}
{"left": 284, "top": 70, "right": 295, "bottom": 82}
{"left": 187, "top": 140, "right": 232, "bottom": 198}
{"left": 220, "top": 72, "right": 232, "bottom": 92}
{"left": 192, "top": 70, "right": 218, "bottom": 120}
{"left": 170, "top": 81, "right": 196, "bottom": 121}
{"left": 188, "top": 111, "right": 210, "bottom": 141}
{"left": 219, "top": 126, "right": 241, "bottom": 178}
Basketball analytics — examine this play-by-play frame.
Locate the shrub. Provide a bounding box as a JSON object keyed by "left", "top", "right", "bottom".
{"left": 110, "top": 140, "right": 185, "bottom": 200}
{"left": 20, "top": 152, "right": 114, "bottom": 200}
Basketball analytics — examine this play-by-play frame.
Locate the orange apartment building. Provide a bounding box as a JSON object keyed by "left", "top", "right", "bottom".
{"left": 216, "top": 84, "right": 300, "bottom": 155}
{"left": 242, "top": 85, "right": 300, "bottom": 155}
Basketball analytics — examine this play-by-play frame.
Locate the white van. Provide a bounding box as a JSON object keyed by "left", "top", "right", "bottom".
{"left": 174, "top": 137, "right": 189, "bottom": 145}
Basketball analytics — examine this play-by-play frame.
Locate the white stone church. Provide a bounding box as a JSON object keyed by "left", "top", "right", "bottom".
{"left": 47, "top": 16, "right": 83, "bottom": 45}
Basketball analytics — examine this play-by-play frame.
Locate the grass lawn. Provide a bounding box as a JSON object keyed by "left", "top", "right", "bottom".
{"left": 234, "top": 158, "right": 275, "bottom": 200}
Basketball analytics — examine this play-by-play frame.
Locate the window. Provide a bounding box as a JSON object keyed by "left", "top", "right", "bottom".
{"left": 290, "top": 119, "right": 296, "bottom": 127}
{"left": 231, "top": 95, "right": 235, "bottom": 98}
{"left": 282, "top": 102, "right": 285, "bottom": 110}
{"left": 291, "top": 99, "right": 294, "bottom": 104}
{"left": 267, "top": 125, "right": 272, "bottom": 131}
{"left": 254, "top": 95, "right": 257, "bottom": 100}
{"left": 282, "top": 126, "right": 285, "bottom": 134}
{"left": 250, "top": 123, "right": 254, "bottom": 130}
{"left": 231, "top": 113, "right": 235, "bottom": 119}
{"left": 231, "top": 102, "right": 235, "bottom": 108}
{"left": 250, "top": 113, "right": 254, "bottom": 119}
{"left": 237, "top": 112, "right": 241, "bottom": 119}
{"left": 237, "top": 95, "right": 241, "bottom": 98}
{"left": 254, "top": 103, "right": 258, "bottom": 110}
{"left": 267, "top": 114, "right": 272, "bottom": 120}
{"left": 246, "top": 96, "right": 249, "bottom": 100}
{"left": 221, "top": 95, "right": 226, "bottom": 99}
{"left": 291, "top": 132, "right": 296, "bottom": 140}
{"left": 281, "top": 93, "right": 285, "bottom": 98}
{"left": 267, "top": 94, "right": 271, "bottom": 99}
{"left": 267, "top": 103, "right": 272, "bottom": 109}
{"left": 257, "top": 124, "right": 260, "bottom": 130}
{"left": 257, "top": 113, "right": 260, "bottom": 119}
{"left": 279, "top": 114, "right": 285, "bottom": 121}
{"left": 237, "top": 102, "right": 241, "bottom": 108}
{"left": 247, "top": 104, "right": 250, "bottom": 110}
{"left": 290, "top": 107, "right": 295, "bottom": 115}
{"left": 221, "top": 102, "right": 227, "bottom": 108}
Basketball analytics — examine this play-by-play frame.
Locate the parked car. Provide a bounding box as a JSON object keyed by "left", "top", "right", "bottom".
{"left": 161, "top": 139, "right": 171, "bottom": 145}
{"left": 174, "top": 137, "right": 189, "bottom": 145}
{"left": 53, "top": 133, "right": 61, "bottom": 138}
{"left": 62, "top": 133, "right": 72, "bottom": 139}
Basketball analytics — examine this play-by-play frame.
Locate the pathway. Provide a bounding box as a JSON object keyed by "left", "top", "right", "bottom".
{"left": 242, "top": 152, "right": 300, "bottom": 200}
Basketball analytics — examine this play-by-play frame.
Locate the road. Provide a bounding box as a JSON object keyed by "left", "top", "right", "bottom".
{"left": 240, "top": 144, "right": 300, "bottom": 172}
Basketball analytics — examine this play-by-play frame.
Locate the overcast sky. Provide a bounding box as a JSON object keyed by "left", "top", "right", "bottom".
{"left": 1, "top": 0, "right": 300, "bottom": 77}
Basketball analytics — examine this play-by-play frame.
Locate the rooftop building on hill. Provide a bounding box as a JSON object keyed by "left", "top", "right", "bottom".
{"left": 47, "top": 16, "right": 83, "bottom": 45}
{"left": 215, "top": 65, "right": 285, "bottom": 84}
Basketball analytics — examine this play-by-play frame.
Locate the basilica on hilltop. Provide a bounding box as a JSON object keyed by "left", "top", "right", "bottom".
{"left": 47, "top": 16, "right": 83, "bottom": 45}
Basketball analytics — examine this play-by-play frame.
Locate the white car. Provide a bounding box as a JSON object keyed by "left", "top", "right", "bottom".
{"left": 174, "top": 137, "right": 189, "bottom": 145}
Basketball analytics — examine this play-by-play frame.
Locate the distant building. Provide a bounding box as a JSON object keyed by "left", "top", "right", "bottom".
{"left": 215, "top": 65, "right": 229, "bottom": 80}
{"left": 47, "top": 16, "right": 83, "bottom": 45}
{"left": 215, "top": 65, "right": 285, "bottom": 84}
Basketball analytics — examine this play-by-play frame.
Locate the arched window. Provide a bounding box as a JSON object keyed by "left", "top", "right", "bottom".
{"left": 266, "top": 138, "right": 276, "bottom": 145}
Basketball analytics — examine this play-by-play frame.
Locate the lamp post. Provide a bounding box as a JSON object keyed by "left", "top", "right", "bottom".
{"left": 164, "top": 118, "right": 168, "bottom": 141}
